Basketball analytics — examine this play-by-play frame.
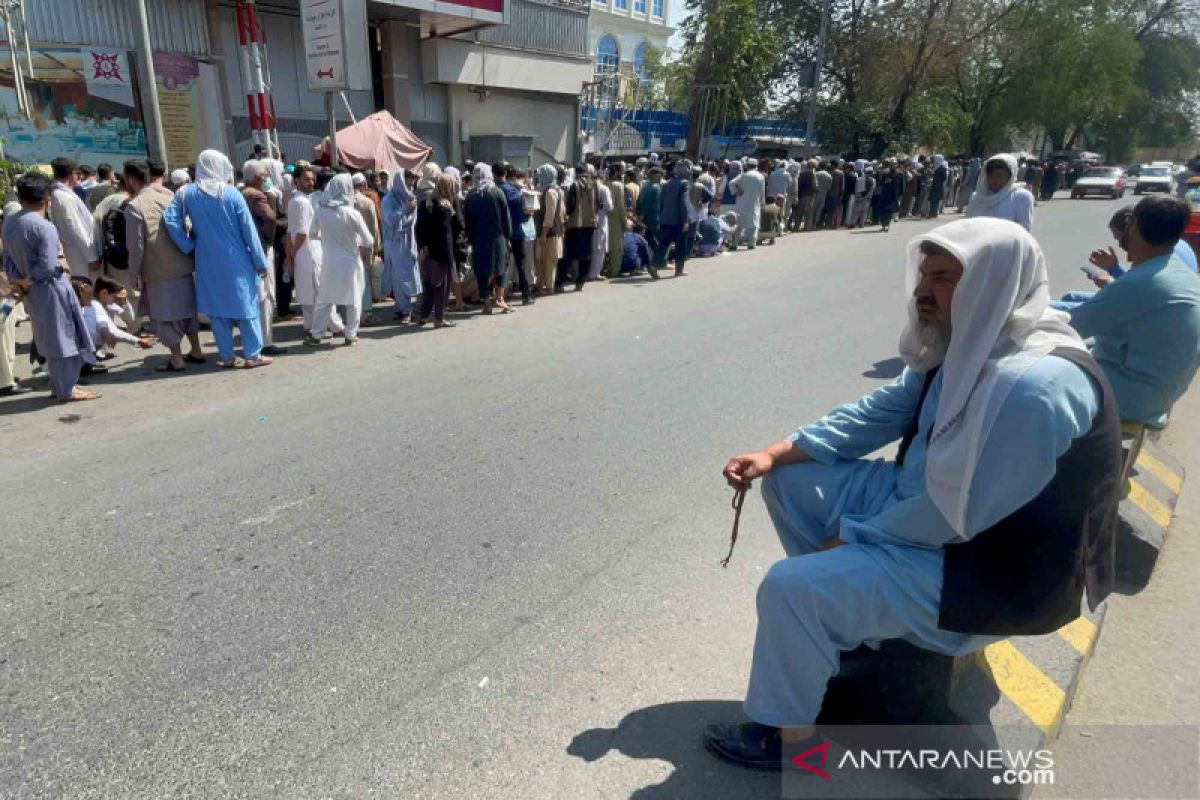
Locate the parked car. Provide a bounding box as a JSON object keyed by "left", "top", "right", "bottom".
{"left": 1071, "top": 167, "right": 1127, "bottom": 199}
{"left": 1134, "top": 165, "right": 1173, "bottom": 194}
{"left": 1182, "top": 178, "right": 1200, "bottom": 259}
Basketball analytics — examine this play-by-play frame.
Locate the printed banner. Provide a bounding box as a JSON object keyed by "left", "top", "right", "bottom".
{"left": 0, "top": 45, "right": 146, "bottom": 166}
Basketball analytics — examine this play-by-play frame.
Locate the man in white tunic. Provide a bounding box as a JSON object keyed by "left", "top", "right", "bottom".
{"left": 707, "top": 218, "right": 1122, "bottom": 770}
{"left": 48, "top": 157, "right": 100, "bottom": 279}
{"left": 305, "top": 174, "right": 373, "bottom": 346}
{"left": 964, "top": 153, "right": 1035, "bottom": 232}
{"left": 286, "top": 165, "right": 337, "bottom": 336}
{"left": 729, "top": 158, "right": 766, "bottom": 250}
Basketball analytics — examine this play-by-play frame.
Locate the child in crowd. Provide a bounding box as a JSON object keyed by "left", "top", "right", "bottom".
{"left": 72, "top": 277, "right": 153, "bottom": 361}
{"left": 621, "top": 222, "right": 656, "bottom": 279}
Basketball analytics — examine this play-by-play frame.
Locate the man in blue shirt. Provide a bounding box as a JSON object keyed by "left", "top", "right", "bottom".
{"left": 497, "top": 164, "right": 534, "bottom": 306}
{"left": 707, "top": 218, "right": 1121, "bottom": 771}
{"left": 620, "top": 222, "right": 655, "bottom": 278}
{"left": 1069, "top": 195, "right": 1200, "bottom": 423}
{"left": 1052, "top": 205, "right": 1197, "bottom": 311}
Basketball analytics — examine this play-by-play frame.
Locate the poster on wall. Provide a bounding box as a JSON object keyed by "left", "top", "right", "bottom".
{"left": 0, "top": 45, "right": 147, "bottom": 166}
{"left": 154, "top": 52, "right": 211, "bottom": 168}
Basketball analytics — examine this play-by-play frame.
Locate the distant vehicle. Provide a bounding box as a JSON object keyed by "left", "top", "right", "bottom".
{"left": 1125, "top": 163, "right": 1143, "bottom": 178}
{"left": 1134, "top": 165, "right": 1173, "bottom": 194}
{"left": 1071, "top": 167, "right": 1126, "bottom": 199}
{"left": 1182, "top": 178, "right": 1200, "bottom": 258}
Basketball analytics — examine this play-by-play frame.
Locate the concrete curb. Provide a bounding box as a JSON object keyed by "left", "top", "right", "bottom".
{"left": 1117, "top": 440, "right": 1186, "bottom": 587}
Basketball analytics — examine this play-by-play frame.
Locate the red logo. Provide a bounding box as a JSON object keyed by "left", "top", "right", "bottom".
{"left": 91, "top": 52, "right": 123, "bottom": 81}
{"left": 791, "top": 739, "right": 833, "bottom": 780}
{"left": 317, "top": 68, "right": 334, "bottom": 79}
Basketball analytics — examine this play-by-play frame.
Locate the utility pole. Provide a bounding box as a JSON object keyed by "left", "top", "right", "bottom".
{"left": 325, "top": 92, "right": 339, "bottom": 169}
{"left": 134, "top": 0, "right": 168, "bottom": 166}
{"left": 804, "top": 0, "right": 831, "bottom": 157}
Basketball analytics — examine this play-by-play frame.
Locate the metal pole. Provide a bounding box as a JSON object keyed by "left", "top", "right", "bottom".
{"left": 325, "top": 91, "right": 339, "bottom": 169}
{"left": 805, "top": 0, "right": 830, "bottom": 157}
{"left": 134, "top": 0, "right": 168, "bottom": 165}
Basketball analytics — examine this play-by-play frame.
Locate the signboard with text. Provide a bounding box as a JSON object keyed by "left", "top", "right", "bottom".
{"left": 300, "top": 0, "right": 370, "bottom": 92}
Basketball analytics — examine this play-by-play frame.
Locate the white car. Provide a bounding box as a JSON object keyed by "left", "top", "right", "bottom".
{"left": 1134, "top": 165, "right": 1173, "bottom": 194}
{"left": 1071, "top": 167, "right": 1127, "bottom": 200}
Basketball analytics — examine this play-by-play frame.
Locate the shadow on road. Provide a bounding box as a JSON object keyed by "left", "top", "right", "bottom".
{"left": 862, "top": 357, "right": 906, "bottom": 379}
{"left": 567, "top": 699, "right": 779, "bottom": 799}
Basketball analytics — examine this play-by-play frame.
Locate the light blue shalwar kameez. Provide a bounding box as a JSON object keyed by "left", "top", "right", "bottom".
{"left": 1068, "top": 252, "right": 1200, "bottom": 423}
{"left": 744, "top": 356, "right": 1099, "bottom": 727}
{"left": 380, "top": 180, "right": 422, "bottom": 316}
{"left": 163, "top": 185, "right": 268, "bottom": 361}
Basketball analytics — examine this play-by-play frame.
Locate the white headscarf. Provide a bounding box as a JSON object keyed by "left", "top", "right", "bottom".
{"left": 320, "top": 173, "right": 355, "bottom": 208}
{"left": 170, "top": 168, "right": 191, "bottom": 187}
{"left": 242, "top": 159, "right": 266, "bottom": 184}
{"left": 965, "top": 153, "right": 1020, "bottom": 217}
{"left": 195, "top": 150, "right": 234, "bottom": 197}
{"left": 472, "top": 162, "right": 495, "bottom": 193}
{"left": 933, "top": 154, "right": 946, "bottom": 169}
{"left": 899, "top": 218, "right": 1087, "bottom": 535}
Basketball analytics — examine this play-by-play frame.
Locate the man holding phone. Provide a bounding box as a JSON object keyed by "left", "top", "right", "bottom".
{"left": 1053, "top": 205, "right": 1198, "bottom": 311}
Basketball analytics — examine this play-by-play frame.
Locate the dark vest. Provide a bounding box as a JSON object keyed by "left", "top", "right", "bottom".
{"left": 898, "top": 349, "right": 1122, "bottom": 636}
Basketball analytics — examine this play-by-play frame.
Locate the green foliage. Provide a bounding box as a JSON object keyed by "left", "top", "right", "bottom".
{"left": 671, "top": 0, "right": 1200, "bottom": 159}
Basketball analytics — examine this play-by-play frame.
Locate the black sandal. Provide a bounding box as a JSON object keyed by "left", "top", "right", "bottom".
{"left": 184, "top": 354, "right": 207, "bottom": 364}
{"left": 703, "top": 722, "right": 825, "bottom": 771}
{"left": 155, "top": 362, "right": 186, "bottom": 373}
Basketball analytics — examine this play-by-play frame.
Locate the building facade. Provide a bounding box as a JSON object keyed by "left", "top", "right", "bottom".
{"left": 587, "top": 0, "right": 671, "bottom": 83}
{"left": 1, "top": 0, "right": 590, "bottom": 171}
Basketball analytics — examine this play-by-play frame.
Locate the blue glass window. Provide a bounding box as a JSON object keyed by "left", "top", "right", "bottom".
{"left": 651, "top": 0, "right": 663, "bottom": 16}
{"left": 633, "top": 42, "right": 649, "bottom": 83}
{"left": 634, "top": 0, "right": 646, "bottom": 13}
{"left": 596, "top": 35, "right": 620, "bottom": 74}
{"left": 615, "top": 0, "right": 628, "bottom": 10}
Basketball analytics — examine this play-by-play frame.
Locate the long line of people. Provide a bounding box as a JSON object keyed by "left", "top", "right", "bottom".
{"left": 1, "top": 149, "right": 1197, "bottom": 418}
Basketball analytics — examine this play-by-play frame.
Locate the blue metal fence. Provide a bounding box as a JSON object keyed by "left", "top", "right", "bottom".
{"left": 581, "top": 108, "right": 809, "bottom": 151}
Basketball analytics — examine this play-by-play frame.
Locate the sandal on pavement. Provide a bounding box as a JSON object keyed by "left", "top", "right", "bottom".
{"left": 217, "top": 358, "right": 242, "bottom": 369}
{"left": 704, "top": 722, "right": 823, "bottom": 771}
{"left": 63, "top": 388, "right": 100, "bottom": 403}
{"left": 155, "top": 362, "right": 186, "bottom": 373}
{"left": 184, "top": 353, "right": 207, "bottom": 364}
{"left": 434, "top": 320, "right": 455, "bottom": 328}
{"left": 243, "top": 355, "right": 274, "bottom": 368}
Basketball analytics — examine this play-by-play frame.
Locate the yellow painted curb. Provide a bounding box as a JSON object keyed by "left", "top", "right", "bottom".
{"left": 1128, "top": 479, "right": 1173, "bottom": 528}
{"left": 1056, "top": 616, "right": 1098, "bottom": 657}
{"left": 1137, "top": 451, "right": 1184, "bottom": 495}
{"left": 979, "top": 640, "right": 1066, "bottom": 736}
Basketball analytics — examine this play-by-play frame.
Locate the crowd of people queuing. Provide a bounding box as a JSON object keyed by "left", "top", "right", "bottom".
{"left": 0, "top": 146, "right": 1193, "bottom": 408}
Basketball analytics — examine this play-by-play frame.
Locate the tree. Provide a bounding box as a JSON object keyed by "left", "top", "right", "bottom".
{"left": 674, "top": 0, "right": 781, "bottom": 154}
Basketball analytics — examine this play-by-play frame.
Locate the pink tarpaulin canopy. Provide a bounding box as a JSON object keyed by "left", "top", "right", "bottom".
{"left": 312, "top": 111, "right": 433, "bottom": 174}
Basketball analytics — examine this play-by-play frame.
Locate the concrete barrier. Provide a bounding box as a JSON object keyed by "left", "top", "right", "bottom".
{"left": 1117, "top": 440, "right": 1186, "bottom": 588}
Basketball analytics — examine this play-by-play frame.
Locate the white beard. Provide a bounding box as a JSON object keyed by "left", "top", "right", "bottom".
{"left": 898, "top": 317, "right": 950, "bottom": 372}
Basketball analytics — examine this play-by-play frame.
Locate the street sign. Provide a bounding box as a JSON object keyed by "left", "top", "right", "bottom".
{"left": 300, "top": 0, "right": 370, "bottom": 92}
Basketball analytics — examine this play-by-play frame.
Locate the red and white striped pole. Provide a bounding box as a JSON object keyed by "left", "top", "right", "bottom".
{"left": 236, "top": 0, "right": 275, "bottom": 160}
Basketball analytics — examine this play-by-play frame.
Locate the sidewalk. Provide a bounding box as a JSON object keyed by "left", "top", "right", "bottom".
{"left": 1047, "top": 378, "right": 1200, "bottom": 797}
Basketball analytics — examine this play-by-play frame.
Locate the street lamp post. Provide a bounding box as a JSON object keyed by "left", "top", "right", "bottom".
{"left": 134, "top": 0, "right": 168, "bottom": 166}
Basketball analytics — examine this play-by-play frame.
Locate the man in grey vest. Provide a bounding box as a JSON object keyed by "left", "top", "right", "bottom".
{"left": 124, "top": 159, "right": 206, "bottom": 372}
{"left": 708, "top": 218, "right": 1121, "bottom": 769}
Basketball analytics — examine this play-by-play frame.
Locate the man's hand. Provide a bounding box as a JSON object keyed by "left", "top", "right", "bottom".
{"left": 723, "top": 451, "right": 775, "bottom": 491}
{"left": 136, "top": 336, "right": 154, "bottom": 349}
{"left": 1089, "top": 271, "right": 1115, "bottom": 289}
{"left": 1089, "top": 246, "right": 1120, "bottom": 272}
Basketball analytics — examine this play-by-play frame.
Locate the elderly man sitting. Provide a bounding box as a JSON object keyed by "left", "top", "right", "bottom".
{"left": 708, "top": 218, "right": 1122, "bottom": 769}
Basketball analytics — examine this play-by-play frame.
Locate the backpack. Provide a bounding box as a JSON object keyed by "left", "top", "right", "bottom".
{"left": 101, "top": 199, "right": 131, "bottom": 270}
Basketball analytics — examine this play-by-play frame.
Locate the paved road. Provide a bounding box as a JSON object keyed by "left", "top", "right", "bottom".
{"left": 0, "top": 197, "right": 1180, "bottom": 798}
